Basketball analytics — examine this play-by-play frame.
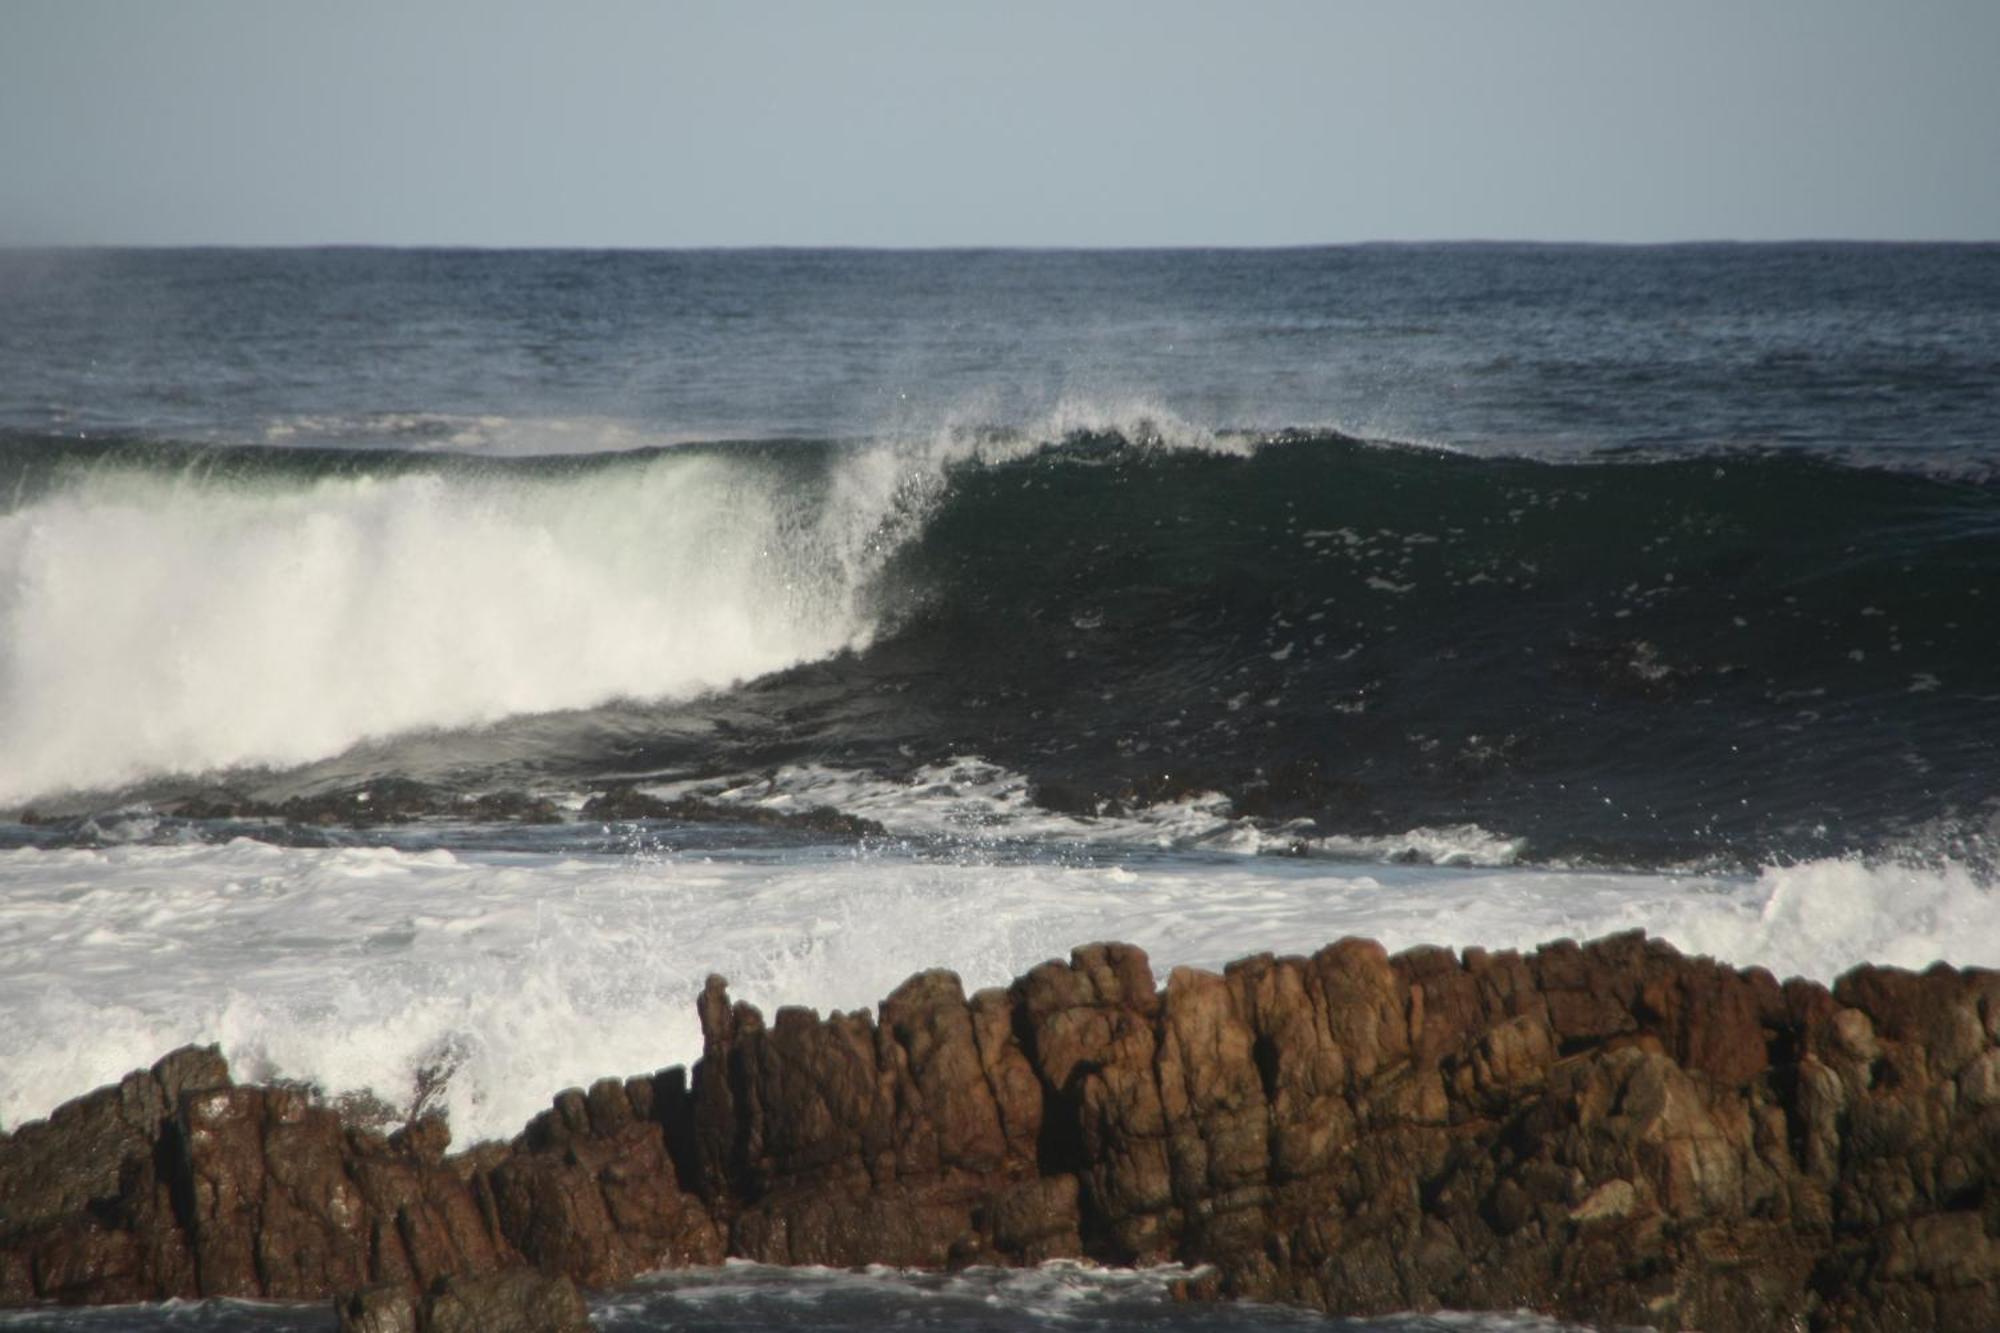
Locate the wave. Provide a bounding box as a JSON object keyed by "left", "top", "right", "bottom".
{"left": 3, "top": 422, "right": 1997, "bottom": 865}
{"left": 779, "top": 430, "right": 1998, "bottom": 865}
{"left": 0, "top": 438, "right": 897, "bottom": 802}
{"left": 0, "top": 409, "right": 1237, "bottom": 805}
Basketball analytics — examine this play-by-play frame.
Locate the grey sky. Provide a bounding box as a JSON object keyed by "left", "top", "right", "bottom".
{"left": 3, "top": 0, "right": 1995, "bottom": 246}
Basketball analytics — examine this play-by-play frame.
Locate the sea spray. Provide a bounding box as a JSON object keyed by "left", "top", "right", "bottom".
{"left": 0, "top": 448, "right": 889, "bottom": 802}
{"left": 4, "top": 823, "right": 1996, "bottom": 1144}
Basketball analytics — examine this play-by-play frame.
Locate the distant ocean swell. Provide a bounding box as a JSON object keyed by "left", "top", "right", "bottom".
{"left": 2, "top": 425, "right": 1995, "bottom": 867}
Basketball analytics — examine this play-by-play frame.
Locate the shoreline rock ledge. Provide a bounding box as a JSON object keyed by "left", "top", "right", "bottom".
{"left": 4, "top": 930, "right": 2000, "bottom": 1331}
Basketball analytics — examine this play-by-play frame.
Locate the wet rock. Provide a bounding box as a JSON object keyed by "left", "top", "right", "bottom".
{"left": 577, "top": 787, "right": 676, "bottom": 821}
{"left": 491, "top": 1083, "right": 723, "bottom": 1284}
{"left": 336, "top": 1270, "right": 588, "bottom": 1333}
{"left": 0, "top": 1044, "right": 227, "bottom": 1303}
{"left": 335, "top": 1282, "right": 420, "bottom": 1333}
{"left": 279, "top": 779, "right": 448, "bottom": 827}
{"left": 456, "top": 791, "right": 563, "bottom": 824}
{"left": 415, "top": 1269, "right": 590, "bottom": 1333}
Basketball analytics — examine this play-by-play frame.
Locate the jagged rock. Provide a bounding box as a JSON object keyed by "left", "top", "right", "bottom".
{"left": 420, "top": 1269, "right": 589, "bottom": 1333}
{"left": 335, "top": 1270, "right": 588, "bottom": 1333}
{"left": 335, "top": 1282, "right": 420, "bottom": 1333}
{"left": 0, "top": 1044, "right": 228, "bottom": 1304}
{"left": 492, "top": 1076, "right": 723, "bottom": 1283}
{"left": 5, "top": 931, "right": 2000, "bottom": 1331}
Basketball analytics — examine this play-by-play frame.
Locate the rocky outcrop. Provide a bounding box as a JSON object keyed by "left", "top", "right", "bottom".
{"left": 4, "top": 931, "right": 1999, "bottom": 1330}
{"left": 335, "top": 1270, "right": 589, "bottom": 1333}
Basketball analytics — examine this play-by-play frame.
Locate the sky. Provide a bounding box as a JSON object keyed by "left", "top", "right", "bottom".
{"left": 2, "top": 0, "right": 1996, "bottom": 247}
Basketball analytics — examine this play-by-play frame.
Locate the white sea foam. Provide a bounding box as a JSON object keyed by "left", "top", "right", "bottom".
{"left": 642, "top": 757, "right": 1246, "bottom": 848}
{"left": 2, "top": 835, "right": 1993, "bottom": 1146}
{"left": 1024, "top": 396, "right": 1248, "bottom": 457}
{"left": 594, "top": 1259, "right": 1591, "bottom": 1329}
{"left": 0, "top": 453, "right": 888, "bottom": 804}
{"left": 640, "top": 756, "right": 1522, "bottom": 865}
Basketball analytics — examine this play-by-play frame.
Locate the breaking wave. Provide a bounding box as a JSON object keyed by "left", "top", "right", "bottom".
{"left": 3, "top": 422, "right": 1996, "bottom": 867}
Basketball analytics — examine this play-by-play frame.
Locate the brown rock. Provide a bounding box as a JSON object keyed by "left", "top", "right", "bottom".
{"left": 8, "top": 934, "right": 2000, "bottom": 1333}
{"left": 335, "top": 1281, "right": 420, "bottom": 1333}
{"left": 419, "top": 1268, "right": 590, "bottom": 1333}
{"left": 336, "top": 1270, "right": 588, "bottom": 1333}
{"left": 880, "top": 969, "right": 1009, "bottom": 1174}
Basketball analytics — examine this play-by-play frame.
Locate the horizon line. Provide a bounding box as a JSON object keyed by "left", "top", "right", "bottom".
{"left": 5, "top": 237, "right": 1997, "bottom": 255}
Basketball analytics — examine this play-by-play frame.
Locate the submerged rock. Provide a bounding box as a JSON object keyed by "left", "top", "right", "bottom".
{"left": 3, "top": 931, "right": 1999, "bottom": 1331}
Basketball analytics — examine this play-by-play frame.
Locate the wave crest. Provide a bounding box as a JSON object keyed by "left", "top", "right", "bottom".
{"left": 0, "top": 449, "right": 894, "bottom": 802}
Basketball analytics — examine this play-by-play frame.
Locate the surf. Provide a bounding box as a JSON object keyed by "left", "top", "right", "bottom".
{"left": 3, "top": 829, "right": 1993, "bottom": 1144}
{"left": 0, "top": 439, "right": 906, "bottom": 803}
{"left": 3, "top": 425, "right": 1995, "bottom": 874}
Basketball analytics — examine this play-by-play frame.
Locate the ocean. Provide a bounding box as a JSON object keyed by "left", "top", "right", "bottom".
{"left": 1, "top": 244, "right": 1997, "bottom": 1329}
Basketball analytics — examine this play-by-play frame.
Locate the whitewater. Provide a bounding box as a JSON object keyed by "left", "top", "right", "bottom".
{"left": 0, "top": 440, "right": 901, "bottom": 802}
{"left": 0, "top": 404, "right": 1251, "bottom": 805}
{"left": 4, "top": 781, "right": 1997, "bottom": 1146}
